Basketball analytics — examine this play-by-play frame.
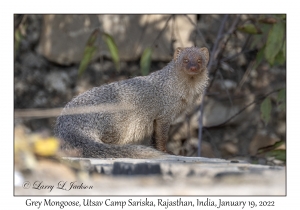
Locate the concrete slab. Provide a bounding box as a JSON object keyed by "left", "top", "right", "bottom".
{"left": 15, "top": 156, "right": 285, "bottom": 195}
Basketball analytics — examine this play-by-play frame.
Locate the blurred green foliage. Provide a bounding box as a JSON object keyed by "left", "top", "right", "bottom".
{"left": 79, "top": 31, "right": 120, "bottom": 76}
{"left": 78, "top": 29, "right": 99, "bottom": 76}
{"left": 239, "top": 14, "right": 286, "bottom": 67}
{"left": 140, "top": 47, "right": 152, "bottom": 76}
{"left": 14, "top": 29, "right": 23, "bottom": 57}
{"left": 264, "top": 21, "right": 285, "bottom": 65}
{"left": 14, "top": 17, "right": 27, "bottom": 59}
{"left": 277, "top": 88, "right": 286, "bottom": 111}
{"left": 102, "top": 33, "right": 120, "bottom": 72}
{"left": 238, "top": 23, "right": 262, "bottom": 34}
{"left": 258, "top": 141, "right": 286, "bottom": 162}
{"left": 238, "top": 15, "right": 286, "bottom": 128}
{"left": 266, "top": 149, "right": 286, "bottom": 162}
{"left": 239, "top": 15, "right": 286, "bottom": 162}
{"left": 260, "top": 97, "right": 272, "bottom": 125}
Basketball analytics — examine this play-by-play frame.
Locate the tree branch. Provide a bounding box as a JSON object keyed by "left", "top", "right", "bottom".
{"left": 197, "top": 14, "right": 229, "bottom": 156}
{"left": 151, "top": 15, "right": 173, "bottom": 48}
{"left": 184, "top": 15, "right": 209, "bottom": 48}
{"left": 205, "top": 89, "right": 283, "bottom": 129}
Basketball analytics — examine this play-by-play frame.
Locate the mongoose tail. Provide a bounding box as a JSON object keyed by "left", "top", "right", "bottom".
{"left": 62, "top": 139, "right": 165, "bottom": 159}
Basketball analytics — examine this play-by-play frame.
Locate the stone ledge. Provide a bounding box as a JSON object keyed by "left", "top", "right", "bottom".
{"left": 15, "top": 156, "right": 285, "bottom": 195}
{"left": 63, "top": 156, "right": 284, "bottom": 176}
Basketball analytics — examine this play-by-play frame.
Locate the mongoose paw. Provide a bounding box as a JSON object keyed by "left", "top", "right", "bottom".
{"left": 165, "top": 150, "right": 175, "bottom": 155}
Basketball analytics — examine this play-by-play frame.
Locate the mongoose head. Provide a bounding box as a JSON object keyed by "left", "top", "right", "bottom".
{"left": 173, "top": 47, "right": 209, "bottom": 76}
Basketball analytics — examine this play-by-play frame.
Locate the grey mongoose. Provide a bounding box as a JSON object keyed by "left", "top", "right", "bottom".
{"left": 55, "top": 46, "right": 209, "bottom": 158}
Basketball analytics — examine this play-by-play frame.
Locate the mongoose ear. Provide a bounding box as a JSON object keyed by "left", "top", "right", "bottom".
{"left": 173, "top": 47, "right": 183, "bottom": 61}
{"left": 199, "top": 47, "right": 209, "bottom": 66}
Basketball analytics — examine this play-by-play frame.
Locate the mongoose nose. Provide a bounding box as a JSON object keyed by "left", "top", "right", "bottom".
{"left": 190, "top": 66, "right": 197, "bottom": 72}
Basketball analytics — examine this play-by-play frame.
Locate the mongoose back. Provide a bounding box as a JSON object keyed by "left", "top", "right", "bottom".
{"left": 55, "top": 46, "right": 209, "bottom": 158}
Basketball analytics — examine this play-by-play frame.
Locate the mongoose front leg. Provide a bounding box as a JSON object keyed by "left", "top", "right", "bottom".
{"left": 153, "top": 119, "right": 170, "bottom": 153}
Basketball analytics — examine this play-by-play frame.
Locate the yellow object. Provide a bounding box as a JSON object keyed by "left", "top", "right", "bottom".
{"left": 34, "top": 137, "right": 59, "bottom": 156}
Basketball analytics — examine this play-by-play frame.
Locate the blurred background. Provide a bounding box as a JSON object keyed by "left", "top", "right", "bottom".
{"left": 14, "top": 14, "right": 286, "bottom": 172}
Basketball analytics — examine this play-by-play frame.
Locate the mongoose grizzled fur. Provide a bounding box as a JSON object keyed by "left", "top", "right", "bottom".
{"left": 55, "top": 46, "right": 209, "bottom": 158}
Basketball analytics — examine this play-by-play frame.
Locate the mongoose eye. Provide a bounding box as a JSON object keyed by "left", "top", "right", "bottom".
{"left": 183, "top": 59, "right": 189, "bottom": 63}
{"left": 197, "top": 59, "right": 202, "bottom": 64}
